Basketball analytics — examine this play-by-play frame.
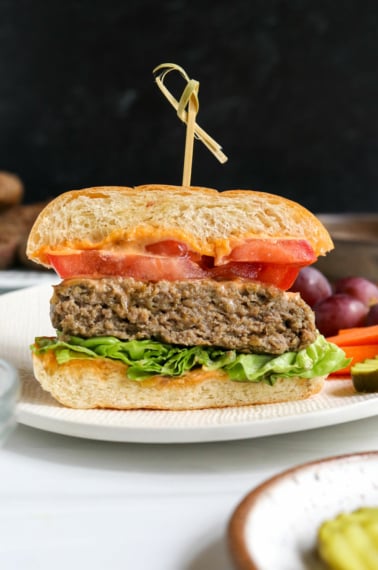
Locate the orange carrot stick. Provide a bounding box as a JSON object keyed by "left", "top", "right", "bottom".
{"left": 337, "top": 325, "right": 378, "bottom": 335}
{"left": 328, "top": 344, "right": 378, "bottom": 377}
{"left": 326, "top": 325, "right": 378, "bottom": 347}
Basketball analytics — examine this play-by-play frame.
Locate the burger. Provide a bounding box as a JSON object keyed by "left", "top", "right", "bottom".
{"left": 26, "top": 184, "right": 348, "bottom": 410}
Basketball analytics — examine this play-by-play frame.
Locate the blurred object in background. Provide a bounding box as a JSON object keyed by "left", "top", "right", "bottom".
{"left": 0, "top": 171, "right": 24, "bottom": 210}
{"left": 0, "top": 201, "right": 49, "bottom": 270}
{"left": 0, "top": 170, "right": 49, "bottom": 270}
{"left": 315, "top": 214, "right": 378, "bottom": 282}
{"left": 0, "top": 358, "right": 19, "bottom": 445}
{"left": 0, "top": 1, "right": 378, "bottom": 213}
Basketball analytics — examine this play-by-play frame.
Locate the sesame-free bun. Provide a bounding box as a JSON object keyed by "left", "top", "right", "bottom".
{"left": 32, "top": 351, "right": 325, "bottom": 410}
{"left": 27, "top": 185, "right": 333, "bottom": 267}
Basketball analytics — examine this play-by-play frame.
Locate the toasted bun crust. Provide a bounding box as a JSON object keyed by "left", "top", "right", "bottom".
{"left": 27, "top": 185, "right": 333, "bottom": 267}
{"left": 32, "top": 352, "right": 325, "bottom": 410}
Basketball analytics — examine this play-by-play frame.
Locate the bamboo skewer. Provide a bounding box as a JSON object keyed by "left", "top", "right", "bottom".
{"left": 153, "top": 63, "right": 227, "bottom": 186}
{"left": 181, "top": 81, "right": 198, "bottom": 186}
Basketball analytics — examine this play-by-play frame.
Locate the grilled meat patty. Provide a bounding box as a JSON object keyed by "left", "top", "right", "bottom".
{"left": 51, "top": 277, "right": 317, "bottom": 355}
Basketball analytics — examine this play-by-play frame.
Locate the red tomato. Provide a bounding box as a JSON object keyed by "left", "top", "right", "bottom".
{"left": 210, "top": 262, "right": 262, "bottom": 281}
{"left": 47, "top": 251, "right": 207, "bottom": 281}
{"left": 47, "top": 238, "right": 314, "bottom": 290}
{"left": 226, "top": 239, "right": 316, "bottom": 265}
{"left": 256, "top": 264, "right": 301, "bottom": 289}
{"left": 210, "top": 262, "right": 300, "bottom": 289}
{"left": 146, "top": 240, "right": 202, "bottom": 263}
{"left": 49, "top": 252, "right": 301, "bottom": 289}
{"left": 145, "top": 240, "right": 188, "bottom": 256}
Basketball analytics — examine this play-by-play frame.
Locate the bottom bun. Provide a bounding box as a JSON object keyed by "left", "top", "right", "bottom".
{"left": 32, "top": 352, "right": 325, "bottom": 410}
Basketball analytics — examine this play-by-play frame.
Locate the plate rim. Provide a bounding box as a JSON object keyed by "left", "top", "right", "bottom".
{"left": 0, "top": 269, "right": 59, "bottom": 289}
{"left": 227, "top": 450, "right": 378, "bottom": 570}
{"left": 15, "top": 384, "right": 378, "bottom": 443}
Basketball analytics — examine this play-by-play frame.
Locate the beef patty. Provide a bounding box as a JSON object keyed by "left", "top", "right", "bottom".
{"left": 50, "top": 277, "right": 317, "bottom": 354}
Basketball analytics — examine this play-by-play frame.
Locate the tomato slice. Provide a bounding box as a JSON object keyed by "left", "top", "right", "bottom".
{"left": 257, "top": 264, "right": 301, "bottom": 289}
{"left": 145, "top": 240, "right": 188, "bottom": 257}
{"left": 146, "top": 240, "right": 202, "bottom": 264}
{"left": 211, "top": 262, "right": 300, "bottom": 289}
{"left": 47, "top": 251, "right": 207, "bottom": 281}
{"left": 47, "top": 238, "right": 314, "bottom": 289}
{"left": 225, "top": 239, "right": 316, "bottom": 265}
{"left": 210, "top": 262, "right": 262, "bottom": 281}
{"left": 49, "top": 252, "right": 301, "bottom": 289}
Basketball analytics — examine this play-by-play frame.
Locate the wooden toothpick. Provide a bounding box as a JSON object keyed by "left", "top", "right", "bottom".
{"left": 153, "top": 63, "right": 227, "bottom": 186}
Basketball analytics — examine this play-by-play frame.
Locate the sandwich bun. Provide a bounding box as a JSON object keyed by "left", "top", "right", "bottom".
{"left": 27, "top": 184, "right": 339, "bottom": 410}
{"left": 27, "top": 184, "right": 333, "bottom": 266}
{"left": 32, "top": 351, "right": 325, "bottom": 410}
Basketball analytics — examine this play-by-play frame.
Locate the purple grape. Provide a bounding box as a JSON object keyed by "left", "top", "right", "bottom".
{"left": 289, "top": 267, "right": 332, "bottom": 307}
{"left": 334, "top": 276, "right": 378, "bottom": 307}
{"left": 366, "top": 304, "right": 378, "bottom": 326}
{"left": 315, "top": 294, "right": 369, "bottom": 337}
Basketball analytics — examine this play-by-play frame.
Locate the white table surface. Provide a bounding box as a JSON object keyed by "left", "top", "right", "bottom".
{"left": 2, "top": 413, "right": 378, "bottom": 570}
{"left": 1, "top": 278, "right": 377, "bottom": 569}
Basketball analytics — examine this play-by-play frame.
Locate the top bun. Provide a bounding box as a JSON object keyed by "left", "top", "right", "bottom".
{"left": 27, "top": 185, "right": 333, "bottom": 266}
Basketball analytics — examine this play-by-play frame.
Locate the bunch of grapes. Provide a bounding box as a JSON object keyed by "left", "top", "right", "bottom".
{"left": 290, "top": 269, "right": 378, "bottom": 337}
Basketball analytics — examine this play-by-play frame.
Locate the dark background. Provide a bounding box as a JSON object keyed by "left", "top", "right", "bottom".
{"left": 1, "top": 0, "right": 378, "bottom": 213}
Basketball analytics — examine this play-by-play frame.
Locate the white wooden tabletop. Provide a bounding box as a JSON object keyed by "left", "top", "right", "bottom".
{"left": 1, "top": 413, "right": 378, "bottom": 570}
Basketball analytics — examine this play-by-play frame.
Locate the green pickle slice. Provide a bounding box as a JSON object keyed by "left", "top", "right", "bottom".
{"left": 317, "top": 507, "right": 378, "bottom": 570}
{"left": 351, "top": 357, "right": 378, "bottom": 393}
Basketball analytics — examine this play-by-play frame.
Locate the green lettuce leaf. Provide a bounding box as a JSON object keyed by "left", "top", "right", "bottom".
{"left": 31, "top": 334, "right": 350, "bottom": 383}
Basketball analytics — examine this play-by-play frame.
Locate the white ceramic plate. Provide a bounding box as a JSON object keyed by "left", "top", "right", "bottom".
{"left": 228, "top": 451, "right": 378, "bottom": 570}
{"left": 1, "top": 285, "right": 378, "bottom": 444}
{"left": 0, "top": 269, "right": 59, "bottom": 292}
